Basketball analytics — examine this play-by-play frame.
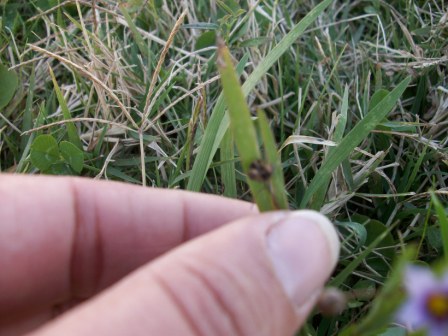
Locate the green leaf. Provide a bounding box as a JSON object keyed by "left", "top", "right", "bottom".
{"left": 427, "top": 226, "right": 443, "bottom": 250}
{"left": 195, "top": 31, "right": 217, "bottom": 50}
{"left": 364, "top": 218, "right": 396, "bottom": 272}
{"left": 0, "top": 63, "right": 18, "bottom": 110}
{"left": 46, "top": 162, "right": 74, "bottom": 175}
{"left": 187, "top": 0, "right": 333, "bottom": 191}
{"left": 30, "top": 135, "right": 60, "bottom": 171}
{"left": 59, "top": 141, "right": 84, "bottom": 173}
{"left": 338, "top": 221, "right": 368, "bottom": 248}
{"left": 300, "top": 76, "right": 412, "bottom": 208}
{"left": 331, "top": 220, "right": 400, "bottom": 288}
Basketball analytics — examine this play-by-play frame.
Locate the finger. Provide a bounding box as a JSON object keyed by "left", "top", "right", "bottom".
{"left": 0, "top": 175, "right": 257, "bottom": 319}
{"left": 32, "top": 210, "right": 340, "bottom": 336}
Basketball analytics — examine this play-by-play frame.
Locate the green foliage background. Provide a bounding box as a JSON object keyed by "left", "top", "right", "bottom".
{"left": 1, "top": 0, "right": 447, "bottom": 334}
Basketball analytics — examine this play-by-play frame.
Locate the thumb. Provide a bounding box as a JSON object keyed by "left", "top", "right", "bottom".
{"left": 33, "top": 210, "right": 339, "bottom": 336}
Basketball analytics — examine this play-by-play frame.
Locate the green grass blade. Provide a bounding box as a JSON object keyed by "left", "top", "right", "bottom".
{"left": 431, "top": 192, "right": 448, "bottom": 262}
{"left": 217, "top": 41, "right": 260, "bottom": 164}
{"left": 257, "top": 110, "right": 288, "bottom": 209}
{"left": 185, "top": 97, "right": 203, "bottom": 172}
{"left": 49, "top": 67, "right": 83, "bottom": 150}
{"left": 217, "top": 41, "right": 275, "bottom": 211}
{"left": 187, "top": 0, "right": 333, "bottom": 191}
{"left": 311, "top": 85, "right": 349, "bottom": 209}
{"left": 119, "top": 4, "right": 148, "bottom": 58}
{"left": 221, "top": 129, "right": 237, "bottom": 198}
{"left": 333, "top": 85, "right": 349, "bottom": 143}
{"left": 300, "top": 76, "right": 412, "bottom": 208}
{"left": 401, "top": 145, "right": 428, "bottom": 193}
{"left": 20, "top": 65, "right": 35, "bottom": 152}
{"left": 219, "top": 53, "right": 249, "bottom": 198}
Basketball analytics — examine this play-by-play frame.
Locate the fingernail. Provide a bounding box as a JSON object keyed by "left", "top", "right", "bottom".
{"left": 266, "top": 210, "right": 340, "bottom": 308}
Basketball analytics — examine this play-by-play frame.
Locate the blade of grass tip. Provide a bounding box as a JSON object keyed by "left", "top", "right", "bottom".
{"left": 430, "top": 191, "right": 448, "bottom": 263}
{"left": 217, "top": 39, "right": 275, "bottom": 211}
{"left": 257, "top": 110, "right": 288, "bottom": 209}
{"left": 187, "top": 0, "right": 333, "bottom": 192}
{"left": 48, "top": 66, "right": 83, "bottom": 150}
{"left": 311, "top": 85, "right": 349, "bottom": 210}
{"left": 216, "top": 40, "right": 260, "bottom": 160}
{"left": 300, "top": 76, "right": 412, "bottom": 208}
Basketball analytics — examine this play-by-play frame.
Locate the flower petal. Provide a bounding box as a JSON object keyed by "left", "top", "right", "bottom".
{"left": 404, "top": 266, "right": 439, "bottom": 297}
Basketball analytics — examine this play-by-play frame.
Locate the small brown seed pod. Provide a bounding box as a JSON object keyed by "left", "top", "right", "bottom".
{"left": 317, "top": 287, "right": 347, "bottom": 316}
{"left": 247, "top": 159, "right": 273, "bottom": 182}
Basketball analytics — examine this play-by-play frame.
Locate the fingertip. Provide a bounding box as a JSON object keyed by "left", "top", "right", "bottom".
{"left": 266, "top": 210, "right": 340, "bottom": 310}
{"left": 290, "top": 210, "right": 340, "bottom": 267}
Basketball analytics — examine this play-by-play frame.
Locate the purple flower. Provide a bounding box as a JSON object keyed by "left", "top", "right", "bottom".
{"left": 397, "top": 265, "right": 448, "bottom": 336}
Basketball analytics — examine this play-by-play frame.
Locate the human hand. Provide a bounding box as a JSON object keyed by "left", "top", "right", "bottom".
{"left": 0, "top": 175, "right": 339, "bottom": 336}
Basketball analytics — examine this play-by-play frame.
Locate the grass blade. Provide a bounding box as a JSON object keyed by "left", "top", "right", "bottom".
{"left": 119, "top": 4, "right": 148, "bottom": 58}
{"left": 217, "top": 41, "right": 260, "bottom": 162}
{"left": 221, "top": 129, "right": 237, "bottom": 198}
{"left": 311, "top": 85, "right": 349, "bottom": 209}
{"left": 49, "top": 67, "right": 83, "bottom": 149}
{"left": 431, "top": 192, "right": 448, "bottom": 262}
{"left": 20, "top": 65, "right": 35, "bottom": 152}
{"left": 300, "top": 76, "right": 412, "bottom": 208}
{"left": 257, "top": 110, "right": 288, "bottom": 209}
{"left": 187, "top": 0, "right": 333, "bottom": 191}
{"left": 219, "top": 53, "right": 249, "bottom": 198}
{"left": 217, "top": 41, "right": 275, "bottom": 211}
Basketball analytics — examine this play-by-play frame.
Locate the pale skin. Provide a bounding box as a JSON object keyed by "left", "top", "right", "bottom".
{"left": 0, "top": 175, "right": 337, "bottom": 336}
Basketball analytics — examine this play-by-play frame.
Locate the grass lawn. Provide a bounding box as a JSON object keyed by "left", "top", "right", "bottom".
{"left": 1, "top": 0, "right": 447, "bottom": 334}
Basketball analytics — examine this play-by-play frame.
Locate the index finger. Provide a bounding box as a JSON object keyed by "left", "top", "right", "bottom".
{"left": 0, "top": 175, "right": 257, "bottom": 319}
